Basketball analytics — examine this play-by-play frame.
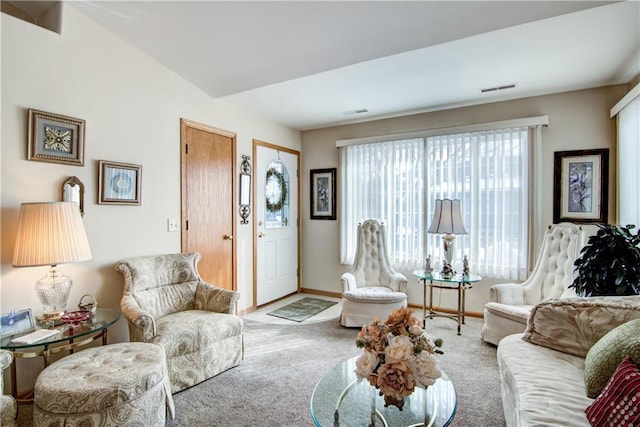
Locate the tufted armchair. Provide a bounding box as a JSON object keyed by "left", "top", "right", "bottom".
{"left": 115, "top": 252, "right": 243, "bottom": 393}
{"left": 1, "top": 350, "right": 16, "bottom": 427}
{"left": 340, "top": 219, "right": 408, "bottom": 327}
{"left": 482, "top": 222, "right": 584, "bottom": 345}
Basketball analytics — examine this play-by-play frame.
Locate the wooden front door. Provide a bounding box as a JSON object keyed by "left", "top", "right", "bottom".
{"left": 181, "top": 119, "right": 236, "bottom": 290}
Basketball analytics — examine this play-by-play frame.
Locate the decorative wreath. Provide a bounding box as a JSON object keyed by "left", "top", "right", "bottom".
{"left": 265, "top": 167, "right": 288, "bottom": 213}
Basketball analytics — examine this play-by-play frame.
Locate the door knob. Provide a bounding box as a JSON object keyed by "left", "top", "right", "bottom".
{"left": 223, "top": 234, "right": 233, "bottom": 240}
{"left": 258, "top": 232, "right": 266, "bottom": 238}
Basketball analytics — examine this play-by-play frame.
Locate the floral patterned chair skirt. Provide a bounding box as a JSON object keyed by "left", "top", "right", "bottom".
{"left": 34, "top": 342, "right": 174, "bottom": 427}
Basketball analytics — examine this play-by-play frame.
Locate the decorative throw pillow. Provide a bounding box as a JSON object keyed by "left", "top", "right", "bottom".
{"left": 522, "top": 296, "right": 640, "bottom": 358}
{"left": 584, "top": 318, "right": 640, "bottom": 398}
{"left": 585, "top": 356, "right": 640, "bottom": 426}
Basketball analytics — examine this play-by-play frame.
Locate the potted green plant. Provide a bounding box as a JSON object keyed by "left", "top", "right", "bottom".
{"left": 570, "top": 224, "right": 640, "bottom": 297}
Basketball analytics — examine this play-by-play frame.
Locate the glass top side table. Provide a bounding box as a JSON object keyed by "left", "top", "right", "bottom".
{"left": 1, "top": 308, "right": 121, "bottom": 403}
{"left": 412, "top": 271, "right": 482, "bottom": 335}
{"left": 311, "top": 356, "right": 457, "bottom": 427}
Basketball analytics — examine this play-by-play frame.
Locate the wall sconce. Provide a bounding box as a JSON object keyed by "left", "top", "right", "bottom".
{"left": 239, "top": 155, "right": 252, "bottom": 225}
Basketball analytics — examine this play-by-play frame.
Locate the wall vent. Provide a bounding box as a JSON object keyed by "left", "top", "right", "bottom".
{"left": 481, "top": 83, "right": 517, "bottom": 94}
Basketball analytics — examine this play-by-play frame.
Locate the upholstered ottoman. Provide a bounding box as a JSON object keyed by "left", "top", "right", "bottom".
{"left": 34, "top": 342, "right": 174, "bottom": 427}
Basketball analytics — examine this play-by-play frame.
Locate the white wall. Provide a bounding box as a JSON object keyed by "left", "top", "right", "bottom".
{"left": 300, "top": 85, "right": 628, "bottom": 314}
{"left": 1, "top": 4, "right": 300, "bottom": 356}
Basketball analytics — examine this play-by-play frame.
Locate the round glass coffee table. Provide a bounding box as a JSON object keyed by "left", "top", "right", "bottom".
{"left": 311, "top": 356, "right": 457, "bottom": 427}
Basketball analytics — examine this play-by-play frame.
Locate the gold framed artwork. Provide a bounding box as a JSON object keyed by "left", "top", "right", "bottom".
{"left": 28, "top": 109, "right": 85, "bottom": 166}
{"left": 98, "top": 160, "right": 142, "bottom": 205}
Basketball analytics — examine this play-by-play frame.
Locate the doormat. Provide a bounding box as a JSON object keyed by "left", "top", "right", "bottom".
{"left": 266, "top": 297, "right": 338, "bottom": 323}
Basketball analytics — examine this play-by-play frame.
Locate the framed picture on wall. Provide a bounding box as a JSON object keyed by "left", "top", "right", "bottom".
{"left": 28, "top": 109, "right": 85, "bottom": 166}
{"left": 98, "top": 160, "right": 142, "bottom": 205}
{"left": 553, "top": 149, "right": 609, "bottom": 223}
{"left": 310, "top": 168, "right": 336, "bottom": 220}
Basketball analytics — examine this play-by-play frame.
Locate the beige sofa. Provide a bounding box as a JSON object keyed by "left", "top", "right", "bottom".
{"left": 497, "top": 296, "right": 640, "bottom": 427}
{"left": 115, "top": 252, "right": 243, "bottom": 393}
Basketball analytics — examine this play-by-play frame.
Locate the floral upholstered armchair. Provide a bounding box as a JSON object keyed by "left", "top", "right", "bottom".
{"left": 115, "top": 252, "right": 243, "bottom": 393}
{"left": 1, "top": 350, "right": 17, "bottom": 427}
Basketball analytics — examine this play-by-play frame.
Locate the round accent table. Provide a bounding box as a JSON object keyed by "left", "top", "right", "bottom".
{"left": 0, "top": 308, "right": 121, "bottom": 403}
{"left": 412, "top": 271, "right": 482, "bottom": 335}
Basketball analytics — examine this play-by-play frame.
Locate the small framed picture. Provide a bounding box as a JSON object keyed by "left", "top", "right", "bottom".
{"left": 553, "top": 149, "right": 609, "bottom": 224}
{"left": 98, "top": 160, "right": 142, "bottom": 205}
{"left": 1, "top": 309, "right": 35, "bottom": 339}
{"left": 28, "top": 109, "right": 85, "bottom": 166}
{"left": 310, "top": 168, "right": 337, "bottom": 220}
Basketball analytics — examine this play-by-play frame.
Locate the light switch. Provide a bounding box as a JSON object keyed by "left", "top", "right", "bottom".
{"left": 167, "top": 218, "right": 179, "bottom": 232}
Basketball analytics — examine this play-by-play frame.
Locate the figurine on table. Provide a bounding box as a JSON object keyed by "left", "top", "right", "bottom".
{"left": 441, "top": 261, "right": 455, "bottom": 278}
{"left": 462, "top": 255, "right": 470, "bottom": 277}
{"left": 424, "top": 255, "right": 433, "bottom": 274}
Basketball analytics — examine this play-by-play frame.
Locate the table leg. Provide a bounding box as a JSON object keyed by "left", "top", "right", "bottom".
{"left": 422, "top": 279, "right": 427, "bottom": 328}
{"left": 102, "top": 329, "right": 108, "bottom": 346}
{"left": 428, "top": 281, "right": 434, "bottom": 320}
{"left": 10, "top": 352, "right": 17, "bottom": 398}
{"left": 456, "top": 283, "right": 462, "bottom": 335}
{"left": 462, "top": 286, "right": 466, "bottom": 325}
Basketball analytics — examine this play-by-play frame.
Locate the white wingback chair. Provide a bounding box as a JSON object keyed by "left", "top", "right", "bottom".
{"left": 340, "top": 219, "right": 408, "bottom": 327}
{"left": 481, "top": 222, "right": 584, "bottom": 345}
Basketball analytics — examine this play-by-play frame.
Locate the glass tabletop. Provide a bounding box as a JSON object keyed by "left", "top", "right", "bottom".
{"left": 412, "top": 270, "right": 482, "bottom": 284}
{"left": 311, "top": 356, "right": 457, "bottom": 427}
{"left": 1, "top": 308, "right": 121, "bottom": 350}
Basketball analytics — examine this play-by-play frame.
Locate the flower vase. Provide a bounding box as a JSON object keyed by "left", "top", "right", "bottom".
{"left": 383, "top": 393, "right": 405, "bottom": 410}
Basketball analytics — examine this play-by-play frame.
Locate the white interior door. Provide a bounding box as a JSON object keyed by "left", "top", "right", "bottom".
{"left": 256, "top": 144, "right": 299, "bottom": 306}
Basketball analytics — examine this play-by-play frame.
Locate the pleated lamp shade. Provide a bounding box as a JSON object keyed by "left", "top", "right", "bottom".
{"left": 12, "top": 202, "right": 92, "bottom": 267}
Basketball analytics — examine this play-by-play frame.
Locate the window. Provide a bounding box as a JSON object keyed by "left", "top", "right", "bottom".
{"left": 265, "top": 160, "right": 290, "bottom": 228}
{"left": 340, "top": 126, "right": 531, "bottom": 280}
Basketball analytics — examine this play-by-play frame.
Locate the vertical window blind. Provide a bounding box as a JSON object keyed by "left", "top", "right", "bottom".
{"left": 341, "top": 126, "right": 531, "bottom": 280}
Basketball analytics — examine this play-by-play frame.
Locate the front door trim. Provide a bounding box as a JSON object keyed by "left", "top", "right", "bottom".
{"left": 252, "top": 139, "right": 301, "bottom": 309}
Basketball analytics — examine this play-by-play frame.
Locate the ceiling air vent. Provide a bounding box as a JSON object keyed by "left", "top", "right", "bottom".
{"left": 481, "top": 83, "right": 517, "bottom": 94}
{"left": 342, "top": 109, "right": 369, "bottom": 116}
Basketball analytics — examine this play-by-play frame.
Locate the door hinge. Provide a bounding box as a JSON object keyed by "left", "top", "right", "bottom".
{"left": 297, "top": 269, "right": 299, "bottom": 277}
{"left": 297, "top": 218, "right": 299, "bottom": 227}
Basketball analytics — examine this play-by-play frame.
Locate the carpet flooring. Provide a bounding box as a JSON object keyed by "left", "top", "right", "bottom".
{"left": 15, "top": 315, "right": 505, "bottom": 427}
{"left": 266, "top": 297, "right": 338, "bottom": 322}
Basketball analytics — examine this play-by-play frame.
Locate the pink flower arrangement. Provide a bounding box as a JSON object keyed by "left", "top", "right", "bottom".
{"left": 355, "top": 307, "right": 443, "bottom": 409}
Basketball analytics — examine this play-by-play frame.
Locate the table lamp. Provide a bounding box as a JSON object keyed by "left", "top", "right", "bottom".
{"left": 12, "top": 202, "right": 92, "bottom": 320}
{"left": 427, "top": 199, "right": 467, "bottom": 278}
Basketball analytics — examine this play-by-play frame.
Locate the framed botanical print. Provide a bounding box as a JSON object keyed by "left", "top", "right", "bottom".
{"left": 553, "top": 149, "right": 609, "bottom": 223}
{"left": 98, "top": 160, "right": 142, "bottom": 205}
{"left": 310, "top": 168, "right": 336, "bottom": 220}
{"left": 28, "top": 109, "right": 85, "bottom": 166}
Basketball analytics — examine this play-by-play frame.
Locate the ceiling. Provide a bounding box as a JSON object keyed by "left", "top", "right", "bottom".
{"left": 71, "top": 1, "right": 639, "bottom": 131}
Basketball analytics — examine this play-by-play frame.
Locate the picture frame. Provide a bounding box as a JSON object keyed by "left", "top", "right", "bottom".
{"left": 98, "top": 160, "right": 142, "bottom": 205}
{"left": 1, "top": 309, "right": 35, "bottom": 339}
{"left": 28, "top": 109, "right": 85, "bottom": 166}
{"left": 553, "top": 149, "right": 609, "bottom": 224}
{"left": 310, "top": 168, "right": 336, "bottom": 220}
